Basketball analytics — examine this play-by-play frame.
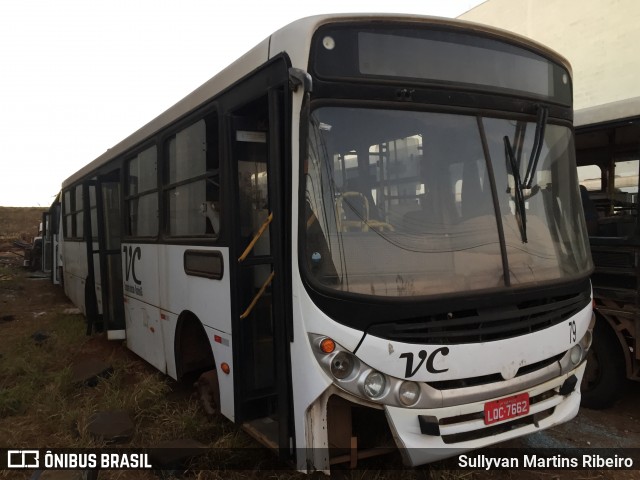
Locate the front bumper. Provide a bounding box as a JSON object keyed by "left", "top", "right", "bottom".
{"left": 385, "top": 361, "right": 586, "bottom": 466}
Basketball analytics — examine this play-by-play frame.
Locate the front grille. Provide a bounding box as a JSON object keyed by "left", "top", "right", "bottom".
{"left": 366, "top": 290, "right": 589, "bottom": 344}
{"left": 438, "top": 388, "right": 558, "bottom": 444}
{"left": 441, "top": 408, "right": 555, "bottom": 444}
{"left": 427, "top": 352, "right": 564, "bottom": 390}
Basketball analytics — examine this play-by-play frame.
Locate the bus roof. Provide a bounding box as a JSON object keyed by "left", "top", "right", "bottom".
{"left": 62, "top": 13, "right": 571, "bottom": 188}
{"left": 575, "top": 96, "right": 640, "bottom": 128}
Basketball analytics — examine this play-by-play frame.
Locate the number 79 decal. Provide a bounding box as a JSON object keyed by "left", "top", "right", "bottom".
{"left": 569, "top": 319, "right": 577, "bottom": 344}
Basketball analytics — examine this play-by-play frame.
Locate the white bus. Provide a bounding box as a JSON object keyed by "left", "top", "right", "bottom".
{"left": 58, "top": 14, "right": 595, "bottom": 472}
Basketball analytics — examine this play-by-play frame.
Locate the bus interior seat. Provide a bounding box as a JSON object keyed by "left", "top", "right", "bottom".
{"left": 403, "top": 187, "right": 459, "bottom": 232}
{"left": 336, "top": 192, "right": 369, "bottom": 232}
{"left": 347, "top": 176, "right": 381, "bottom": 219}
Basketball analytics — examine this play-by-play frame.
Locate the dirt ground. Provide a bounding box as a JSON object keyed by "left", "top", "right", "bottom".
{"left": 1, "top": 245, "right": 639, "bottom": 479}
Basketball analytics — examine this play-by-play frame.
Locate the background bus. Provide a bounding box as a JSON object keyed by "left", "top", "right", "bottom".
{"left": 575, "top": 99, "right": 640, "bottom": 408}
{"left": 41, "top": 195, "right": 62, "bottom": 285}
{"left": 56, "top": 14, "right": 594, "bottom": 472}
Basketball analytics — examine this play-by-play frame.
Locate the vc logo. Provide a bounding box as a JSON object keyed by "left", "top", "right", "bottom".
{"left": 123, "top": 246, "right": 142, "bottom": 285}
{"left": 399, "top": 348, "right": 450, "bottom": 377}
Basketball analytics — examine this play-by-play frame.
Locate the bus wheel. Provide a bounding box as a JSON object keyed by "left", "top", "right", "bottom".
{"left": 195, "top": 369, "right": 220, "bottom": 417}
{"left": 580, "top": 321, "right": 626, "bottom": 409}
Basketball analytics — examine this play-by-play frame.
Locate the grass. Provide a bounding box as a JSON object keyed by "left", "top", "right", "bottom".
{"left": 0, "top": 263, "right": 304, "bottom": 479}
{"left": 0, "top": 314, "right": 86, "bottom": 438}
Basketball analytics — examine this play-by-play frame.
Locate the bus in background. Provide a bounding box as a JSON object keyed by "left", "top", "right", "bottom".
{"left": 56, "top": 14, "right": 594, "bottom": 472}
{"left": 575, "top": 99, "right": 640, "bottom": 408}
{"left": 41, "top": 195, "right": 63, "bottom": 285}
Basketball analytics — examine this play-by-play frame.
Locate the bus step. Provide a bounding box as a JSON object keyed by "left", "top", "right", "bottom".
{"left": 242, "top": 417, "right": 279, "bottom": 450}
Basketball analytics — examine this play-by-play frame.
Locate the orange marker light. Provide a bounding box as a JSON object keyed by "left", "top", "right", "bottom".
{"left": 221, "top": 363, "right": 231, "bottom": 375}
{"left": 320, "top": 338, "right": 336, "bottom": 354}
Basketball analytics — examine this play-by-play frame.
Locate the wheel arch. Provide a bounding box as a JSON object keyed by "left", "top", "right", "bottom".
{"left": 594, "top": 307, "right": 633, "bottom": 379}
{"left": 174, "top": 310, "right": 216, "bottom": 381}
{"left": 581, "top": 308, "right": 628, "bottom": 409}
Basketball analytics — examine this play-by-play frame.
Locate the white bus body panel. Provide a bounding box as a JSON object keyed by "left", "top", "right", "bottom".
{"left": 122, "top": 243, "right": 235, "bottom": 420}
{"left": 122, "top": 244, "right": 164, "bottom": 372}
{"left": 158, "top": 244, "right": 235, "bottom": 420}
{"left": 356, "top": 302, "right": 592, "bottom": 383}
{"left": 158, "top": 245, "right": 232, "bottom": 335}
{"left": 124, "top": 295, "right": 166, "bottom": 372}
{"left": 286, "top": 91, "right": 338, "bottom": 469}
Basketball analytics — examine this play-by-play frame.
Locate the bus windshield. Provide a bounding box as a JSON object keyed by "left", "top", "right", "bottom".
{"left": 302, "top": 107, "right": 593, "bottom": 298}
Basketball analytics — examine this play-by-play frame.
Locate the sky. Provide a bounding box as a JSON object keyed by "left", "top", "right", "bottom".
{"left": 0, "top": 0, "right": 484, "bottom": 207}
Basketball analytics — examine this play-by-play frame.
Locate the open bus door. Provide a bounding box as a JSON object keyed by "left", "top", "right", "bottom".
{"left": 82, "top": 172, "right": 126, "bottom": 339}
{"left": 95, "top": 170, "right": 126, "bottom": 339}
{"left": 222, "top": 58, "right": 294, "bottom": 463}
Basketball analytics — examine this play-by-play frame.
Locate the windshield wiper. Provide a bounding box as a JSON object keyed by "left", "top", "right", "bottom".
{"left": 523, "top": 106, "right": 548, "bottom": 189}
{"left": 504, "top": 105, "right": 549, "bottom": 243}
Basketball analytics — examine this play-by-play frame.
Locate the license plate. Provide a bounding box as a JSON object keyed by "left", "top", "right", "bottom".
{"left": 484, "top": 393, "right": 530, "bottom": 425}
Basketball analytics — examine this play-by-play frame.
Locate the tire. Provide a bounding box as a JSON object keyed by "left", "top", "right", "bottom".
{"left": 580, "top": 319, "right": 626, "bottom": 409}
{"left": 195, "top": 369, "right": 221, "bottom": 417}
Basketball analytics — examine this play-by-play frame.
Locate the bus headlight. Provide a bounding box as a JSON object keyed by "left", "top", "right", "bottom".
{"left": 330, "top": 351, "right": 355, "bottom": 380}
{"left": 363, "top": 371, "right": 386, "bottom": 399}
{"left": 310, "top": 333, "right": 428, "bottom": 408}
{"left": 398, "top": 381, "right": 421, "bottom": 406}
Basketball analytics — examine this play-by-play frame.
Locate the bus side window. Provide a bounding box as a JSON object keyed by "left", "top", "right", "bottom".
{"left": 164, "top": 114, "right": 220, "bottom": 238}
{"left": 126, "top": 146, "right": 159, "bottom": 237}
{"left": 62, "top": 188, "right": 74, "bottom": 239}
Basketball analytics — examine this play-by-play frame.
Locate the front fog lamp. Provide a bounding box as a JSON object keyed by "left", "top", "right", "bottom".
{"left": 363, "top": 371, "right": 387, "bottom": 399}
{"left": 399, "top": 381, "right": 421, "bottom": 406}
{"left": 570, "top": 344, "right": 583, "bottom": 365}
{"left": 330, "top": 351, "right": 355, "bottom": 379}
{"left": 582, "top": 329, "right": 593, "bottom": 350}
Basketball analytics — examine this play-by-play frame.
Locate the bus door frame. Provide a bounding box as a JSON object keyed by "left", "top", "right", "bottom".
{"left": 83, "top": 170, "right": 126, "bottom": 339}
{"left": 96, "top": 170, "right": 126, "bottom": 339}
{"left": 220, "top": 55, "right": 295, "bottom": 462}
